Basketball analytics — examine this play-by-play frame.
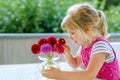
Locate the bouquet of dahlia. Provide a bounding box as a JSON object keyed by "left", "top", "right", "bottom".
{"left": 31, "top": 36, "right": 66, "bottom": 61}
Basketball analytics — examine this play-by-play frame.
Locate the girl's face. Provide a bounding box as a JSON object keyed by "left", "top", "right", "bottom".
{"left": 67, "top": 29, "right": 87, "bottom": 46}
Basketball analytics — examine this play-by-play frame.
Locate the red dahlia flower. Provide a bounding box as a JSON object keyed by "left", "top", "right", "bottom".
{"left": 47, "top": 36, "right": 57, "bottom": 47}
{"left": 31, "top": 44, "right": 40, "bottom": 54}
{"left": 54, "top": 43, "right": 64, "bottom": 54}
{"left": 38, "top": 38, "right": 47, "bottom": 46}
{"left": 58, "top": 38, "right": 66, "bottom": 45}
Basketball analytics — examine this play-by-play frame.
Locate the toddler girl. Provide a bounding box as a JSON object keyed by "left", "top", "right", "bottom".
{"left": 42, "top": 3, "right": 120, "bottom": 80}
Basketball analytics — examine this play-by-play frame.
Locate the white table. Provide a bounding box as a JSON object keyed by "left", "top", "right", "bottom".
{"left": 0, "top": 63, "right": 40, "bottom": 80}
{"left": 0, "top": 62, "right": 102, "bottom": 80}
{"left": 0, "top": 62, "right": 77, "bottom": 80}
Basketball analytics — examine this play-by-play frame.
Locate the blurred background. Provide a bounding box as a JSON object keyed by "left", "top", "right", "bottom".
{"left": 0, "top": 0, "right": 120, "bottom": 33}
{"left": 0, "top": 0, "right": 120, "bottom": 65}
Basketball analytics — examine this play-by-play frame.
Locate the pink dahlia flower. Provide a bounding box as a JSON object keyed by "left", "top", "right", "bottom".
{"left": 40, "top": 43, "right": 52, "bottom": 54}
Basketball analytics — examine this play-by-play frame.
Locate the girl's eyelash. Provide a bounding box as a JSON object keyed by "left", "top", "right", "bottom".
{"left": 71, "top": 32, "right": 74, "bottom": 34}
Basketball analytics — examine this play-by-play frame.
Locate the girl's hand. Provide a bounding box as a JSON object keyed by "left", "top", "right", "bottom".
{"left": 42, "top": 67, "right": 62, "bottom": 79}
{"left": 64, "top": 44, "right": 71, "bottom": 55}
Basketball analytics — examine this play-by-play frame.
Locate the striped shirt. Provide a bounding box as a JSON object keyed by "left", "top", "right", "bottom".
{"left": 77, "top": 41, "right": 115, "bottom": 63}
{"left": 91, "top": 41, "right": 114, "bottom": 62}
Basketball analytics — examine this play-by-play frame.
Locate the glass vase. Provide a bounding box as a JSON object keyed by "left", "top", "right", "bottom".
{"left": 38, "top": 53, "right": 60, "bottom": 80}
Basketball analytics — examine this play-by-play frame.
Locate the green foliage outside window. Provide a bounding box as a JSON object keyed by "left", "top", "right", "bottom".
{"left": 0, "top": 0, "right": 120, "bottom": 33}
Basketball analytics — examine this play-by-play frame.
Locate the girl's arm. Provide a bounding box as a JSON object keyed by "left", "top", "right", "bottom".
{"left": 42, "top": 52, "right": 108, "bottom": 80}
{"left": 60, "top": 52, "right": 108, "bottom": 80}
{"left": 64, "top": 44, "right": 82, "bottom": 68}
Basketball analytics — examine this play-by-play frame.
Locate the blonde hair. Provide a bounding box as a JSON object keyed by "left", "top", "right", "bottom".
{"left": 61, "top": 3, "right": 108, "bottom": 37}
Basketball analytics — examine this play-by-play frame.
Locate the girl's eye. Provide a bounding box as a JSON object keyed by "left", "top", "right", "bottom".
{"left": 70, "top": 32, "right": 74, "bottom": 35}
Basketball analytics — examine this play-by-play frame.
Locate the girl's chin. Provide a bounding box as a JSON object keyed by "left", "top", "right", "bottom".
{"left": 73, "top": 41, "right": 78, "bottom": 45}
{"left": 73, "top": 41, "right": 82, "bottom": 46}
{"left": 75, "top": 42, "right": 82, "bottom": 46}
{"left": 78, "top": 42, "right": 85, "bottom": 46}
